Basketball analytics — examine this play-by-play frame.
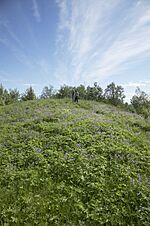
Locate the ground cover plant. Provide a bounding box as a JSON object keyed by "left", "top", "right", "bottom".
{"left": 0, "top": 98, "right": 149, "bottom": 225}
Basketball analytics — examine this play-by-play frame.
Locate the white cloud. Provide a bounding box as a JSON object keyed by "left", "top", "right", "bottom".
{"left": 56, "top": 0, "right": 70, "bottom": 30}
{"left": 138, "top": 9, "right": 150, "bottom": 26}
{"left": 56, "top": 0, "right": 150, "bottom": 84}
{"left": 32, "top": 0, "right": 41, "bottom": 22}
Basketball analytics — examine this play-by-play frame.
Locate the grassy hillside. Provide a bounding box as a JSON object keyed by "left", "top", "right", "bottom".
{"left": 0, "top": 99, "right": 149, "bottom": 225}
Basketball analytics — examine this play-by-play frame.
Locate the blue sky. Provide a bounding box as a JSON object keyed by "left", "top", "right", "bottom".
{"left": 0, "top": 0, "right": 150, "bottom": 102}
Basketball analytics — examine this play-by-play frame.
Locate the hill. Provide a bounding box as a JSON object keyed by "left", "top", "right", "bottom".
{"left": 0, "top": 98, "right": 150, "bottom": 225}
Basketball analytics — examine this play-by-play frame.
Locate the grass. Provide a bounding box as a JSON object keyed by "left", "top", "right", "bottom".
{"left": 0, "top": 98, "right": 150, "bottom": 225}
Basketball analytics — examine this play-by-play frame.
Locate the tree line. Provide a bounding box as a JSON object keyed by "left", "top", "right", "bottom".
{"left": 0, "top": 82, "right": 149, "bottom": 118}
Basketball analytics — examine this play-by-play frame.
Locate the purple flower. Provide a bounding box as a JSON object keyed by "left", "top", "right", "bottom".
{"left": 76, "top": 143, "right": 82, "bottom": 148}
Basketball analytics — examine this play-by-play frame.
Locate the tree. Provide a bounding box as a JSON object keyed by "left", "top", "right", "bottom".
{"left": 0, "top": 84, "right": 10, "bottom": 105}
{"left": 104, "top": 82, "right": 125, "bottom": 105}
{"left": 76, "top": 85, "right": 86, "bottom": 99}
{"left": 0, "top": 84, "right": 4, "bottom": 96}
{"left": 86, "top": 83, "right": 103, "bottom": 101}
{"left": 131, "top": 87, "right": 149, "bottom": 108}
{"left": 40, "top": 85, "right": 54, "bottom": 99}
{"left": 131, "top": 87, "right": 150, "bottom": 118}
{"left": 21, "top": 86, "right": 36, "bottom": 101}
{"left": 94, "top": 82, "right": 103, "bottom": 101}
{"left": 0, "top": 84, "right": 5, "bottom": 105}
{"left": 0, "top": 84, "right": 20, "bottom": 105}
{"left": 7, "top": 89, "right": 20, "bottom": 104}
{"left": 56, "top": 85, "right": 73, "bottom": 98}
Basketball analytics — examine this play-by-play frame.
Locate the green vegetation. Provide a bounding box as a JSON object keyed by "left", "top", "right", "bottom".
{"left": 0, "top": 82, "right": 150, "bottom": 119}
{"left": 131, "top": 87, "right": 150, "bottom": 119}
{"left": 21, "top": 86, "right": 36, "bottom": 101}
{"left": 0, "top": 98, "right": 149, "bottom": 225}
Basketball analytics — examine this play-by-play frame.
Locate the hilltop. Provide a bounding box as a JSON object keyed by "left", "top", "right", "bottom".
{"left": 0, "top": 98, "right": 150, "bottom": 225}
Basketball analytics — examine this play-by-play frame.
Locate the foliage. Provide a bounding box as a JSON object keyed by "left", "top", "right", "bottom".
{"left": 40, "top": 85, "right": 55, "bottom": 99}
{"left": 104, "top": 82, "right": 125, "bottom": 106}
{"left": 7, "top": 89, "right": 20, "bottom": 104}
{"left": 76, "top": 84, "right": 87, "bottom": 99}
{"left": 21, "top": 86, "right": 36, "bottom": 101}
{"left": 56, "top": 84, "right": 73, "bottom": 98}
{"left": 86, "top": 82, "right": 103, "bottom": 101}
{"left": 56, "top": 83, "right": 103, "bottom": 102}
{"left": 0, "top": 83, "right": 149, "bottom": 121}
{"left": 131, "top": 87, "right": 150, "bottom": 118}
{"left": 0, "top": 84, "right": 20, "bottom": 105}
{"left": 0, "top": 98, "right": 149, "bottom": 225}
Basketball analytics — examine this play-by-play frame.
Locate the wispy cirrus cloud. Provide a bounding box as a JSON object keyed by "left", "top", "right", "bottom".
{"left": 0, "top": 20, "right": 24, "bottom": 48}
{"left": 0, "top": 20, "right": 33, "bottom": 68}
{"left": 56, "top": 0, "right": 150, "bottom": 84}
{"left": 0, "top": 20, "right": 50, "bottom": 74}
{"left": 32, "top": 0, "right": 41, "bottom": 22}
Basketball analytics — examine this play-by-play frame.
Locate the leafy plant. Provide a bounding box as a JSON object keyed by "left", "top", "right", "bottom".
{"left": 0, "top": 98, "right": 149, "bottom": 225}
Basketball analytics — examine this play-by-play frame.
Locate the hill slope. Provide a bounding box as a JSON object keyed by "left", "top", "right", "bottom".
{"left": 0, "top": 99, "right": 150, "bottom": 225}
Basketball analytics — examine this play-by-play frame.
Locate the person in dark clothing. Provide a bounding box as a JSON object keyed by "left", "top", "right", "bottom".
{"left": 72, "top": 89, "right": 75, "bottom": 102}
{"left": 74, "top": 90, "right": 79, "bottom": 103}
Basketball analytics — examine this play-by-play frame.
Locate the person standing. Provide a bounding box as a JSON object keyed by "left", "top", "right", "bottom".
{"left": 72, "top": 89, "right": 75, "bottom": 102}
{"left": 75, "top": 90, "right": 79, "bottom": 103}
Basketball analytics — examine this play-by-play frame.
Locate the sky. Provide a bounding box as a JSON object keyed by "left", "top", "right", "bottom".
{"left": 0, "top": 0, "right": 150, "bottom": 102}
